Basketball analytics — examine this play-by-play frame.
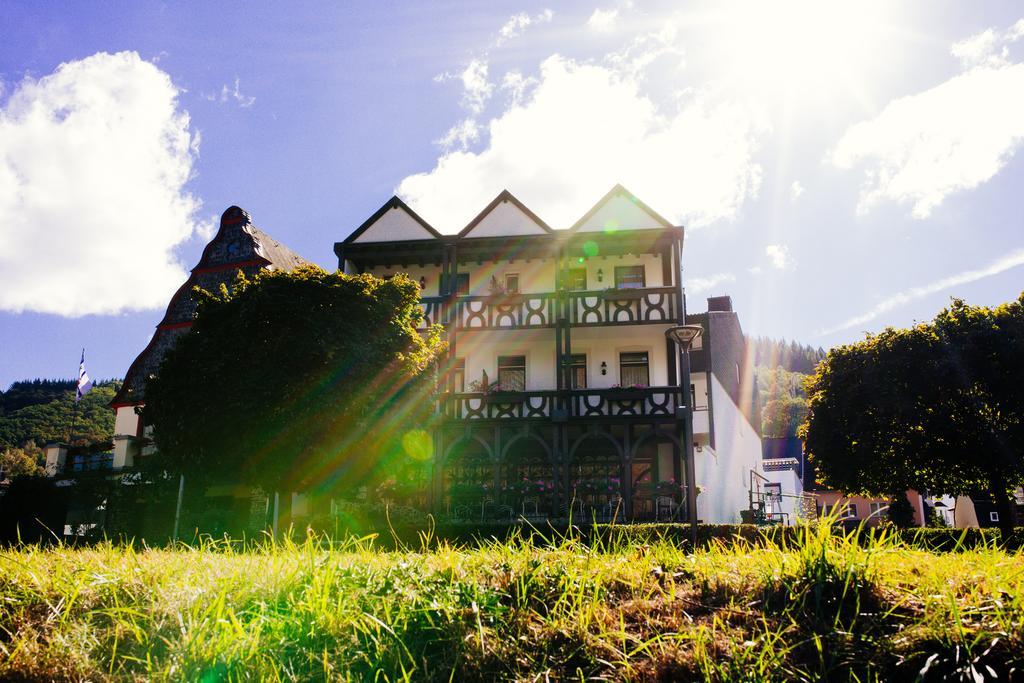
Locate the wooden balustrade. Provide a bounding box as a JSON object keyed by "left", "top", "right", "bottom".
{"left": 444, "top": 387, "right": 684, "bottom": 420}
{"left": 416, "top": 287, "right": 679, "bottom": 331}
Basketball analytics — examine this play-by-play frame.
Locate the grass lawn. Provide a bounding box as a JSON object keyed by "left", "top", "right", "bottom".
{"left": 1, "top": 524, "right": 1022, "bottom": 681}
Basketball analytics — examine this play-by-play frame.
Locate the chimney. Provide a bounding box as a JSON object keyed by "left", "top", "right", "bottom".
{"left": 707, "top": 295, "right": 733, "bottom": 312}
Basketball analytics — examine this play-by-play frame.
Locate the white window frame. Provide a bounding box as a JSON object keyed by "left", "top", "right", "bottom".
{"left": 503, "top": 273, "right": 520, "bottom": 294}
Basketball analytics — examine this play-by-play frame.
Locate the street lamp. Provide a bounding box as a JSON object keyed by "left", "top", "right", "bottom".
{"left": 666, "top": 324, "right": 703, "bottom": 547}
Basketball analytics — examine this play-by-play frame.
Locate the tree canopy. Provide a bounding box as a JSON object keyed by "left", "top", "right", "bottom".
{"left": 143, "top": 266, "right": 445, "bottom": 497}
{"left": 755, "top": 366, "right": 809, "bottom": 439}
{"left": 802, "top": 293, "right": 1024, "bottom": 535}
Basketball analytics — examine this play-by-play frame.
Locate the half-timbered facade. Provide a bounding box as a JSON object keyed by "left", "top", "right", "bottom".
{"left": 338, "top": 185, "right": 768, "bottom": 523}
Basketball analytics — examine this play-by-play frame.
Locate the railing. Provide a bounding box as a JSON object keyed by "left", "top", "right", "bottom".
{"left": 453, "top": 293, "right": 558, "bottom": 329}
{"left": 417, "top": 297, "right": 445, "bottom": 329}
{"left": 567, "top": 287, "right": 678, "bottom": 326}
{"left": 415, "top": 287, "right": 679, "bottom": 331}
{"left": 444, "top": 386, "right": 685, "bottom": 420}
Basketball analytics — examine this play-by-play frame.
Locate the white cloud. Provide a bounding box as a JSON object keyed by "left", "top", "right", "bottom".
{"left": 790, "top": 180, "right": 804, "bottom": 202}
{"left": 765, "top": 244, "right": 795, "bottom": 270}
{"left": 951, "top": 29, "right": 1006, "bottom": 68}
{"left": 497, "top": 9, "right": 553, "bottom": 46}
{"left": 437, "top": 118, "right": 480, "bottom": 151}
{"left": 831, "top": 20, "right": 1024, "bottom": 218}
{"left": 400, "top": 54, "right": 764, "bottom": 231}
{"left": 817, "top": 248, "right": 1024, "bottom": 336}
{"left": 587, "top": 8, "right": 619, "bottom": 32}
{"left": 686, "top": 272, "right": 736, "bottom": 295}
{"left": 500, "top": 70, "right": 538, "bottom": 106}
{"left": 460, "top": 59, "right": 493, "bottom": 115}
{"left": 0, "top": 51, "right": 205, "bottom": 316}
{"left": 205, "top": 77, "right": 255, "bottom": 108}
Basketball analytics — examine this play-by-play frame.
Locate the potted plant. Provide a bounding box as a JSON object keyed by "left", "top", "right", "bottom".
{"left": 471, "top": 376, "right": 526, "bottom": 404}
{"left": 656, "top": 478, "right": 684, "bottom": 496}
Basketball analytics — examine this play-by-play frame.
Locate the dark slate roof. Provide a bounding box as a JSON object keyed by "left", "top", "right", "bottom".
{"left": 111, "top": 206, "right": 308, "bottom": 406}
{"left": 249, "top": 225, "right": 308, "bottom": 272}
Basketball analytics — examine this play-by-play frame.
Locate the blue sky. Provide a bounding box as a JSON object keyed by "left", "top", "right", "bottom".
{"left": 2, "top": 1, "right": 1023, "bottom": 388}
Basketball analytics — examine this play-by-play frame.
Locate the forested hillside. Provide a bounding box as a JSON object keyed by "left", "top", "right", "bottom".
{"left": 0, "top": 379, "right": 120, "bottom": 448}
{"left": 748, "top": 337, "right": 826, "bottom": 374}
{"left": 748, "top": 338, "right": 824, "bottom": 439}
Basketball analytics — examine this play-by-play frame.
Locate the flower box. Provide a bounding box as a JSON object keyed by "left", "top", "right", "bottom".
{"left": 607, "top": 389, "right": 648, "bottom": 401}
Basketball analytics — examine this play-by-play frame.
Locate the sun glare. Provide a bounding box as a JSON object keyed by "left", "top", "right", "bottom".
{"left": 708, "top": 1, "right": 893, "bottom": 100}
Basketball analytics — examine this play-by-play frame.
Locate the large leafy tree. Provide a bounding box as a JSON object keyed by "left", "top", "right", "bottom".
{"left": 143, "top": 266, "right": 445, "bottom": 499}
{"left": 802, "top": 294, "right": 1024, "bottom": 536}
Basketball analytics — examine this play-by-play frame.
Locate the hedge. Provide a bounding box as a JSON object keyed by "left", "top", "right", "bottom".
{"left": 297, "top": 517, "right": 1024, "bottom": 552}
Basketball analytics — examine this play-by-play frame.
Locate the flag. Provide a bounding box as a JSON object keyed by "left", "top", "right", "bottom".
{"left": 76, "top": 349, "right": 93, "bottom": 401}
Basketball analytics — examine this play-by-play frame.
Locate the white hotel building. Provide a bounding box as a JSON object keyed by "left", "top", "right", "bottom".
{"left": 104, "top": 185, "right": 797, "bottom": 525}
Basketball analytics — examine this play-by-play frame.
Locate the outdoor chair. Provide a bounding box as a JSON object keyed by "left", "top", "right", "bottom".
{"left": 655, "top": 496, "right": 678, "bottom": 521}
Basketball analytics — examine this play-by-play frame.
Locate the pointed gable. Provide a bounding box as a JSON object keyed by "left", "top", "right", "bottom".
{"left": 347, "top": 196, "right": 441, "bottom": 244}
{"left": 458, "top": 190, "right": 552, "bottom": 239}
{"left": 570, "top": 184, "right": 674, "bottom": 233}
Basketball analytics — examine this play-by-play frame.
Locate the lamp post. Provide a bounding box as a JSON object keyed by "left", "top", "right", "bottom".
{"left": 666, "top": 324, "right": 703, "bottom": 547}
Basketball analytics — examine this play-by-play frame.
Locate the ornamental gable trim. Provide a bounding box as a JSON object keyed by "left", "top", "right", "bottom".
{"left": 458, "top": 190, "right": 553, "bottom": 239}
{"left": 347, "top": 196, "right": 442, "bottom": 244}
{"left": 570, "top": 184, "right": 675, "bottom": 233}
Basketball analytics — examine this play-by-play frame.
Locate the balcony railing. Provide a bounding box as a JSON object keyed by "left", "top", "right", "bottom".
{"left": 453, "top": 293, "right": 558, "bottom": 330}
{"left": 444, "top": 386, "right": 686, "bottom": 420}
{"left": 567, "top": 287, "right": 678, "bottom": 326}
{"left": 416, "top": 287, "right": 679, "bottom": 331}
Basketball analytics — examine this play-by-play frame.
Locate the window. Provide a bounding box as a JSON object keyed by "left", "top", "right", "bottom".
{"left": 566, "top": 268, "right": 587, "bottom": 291}
{"left": 823, "top": 503, "right": 857, "bottom": 519}
{"left": 869, "top": 502, "right": 887, "bottom": 518}
{"left": 504, "top": 273, "right": 520, "bottom": 293}
{"left": 441, "top": 272, "right": 470, "bottom": 295}
{"left": 614, "top": 265, "right": 645, "bottom": 289}
{"left": 763, "top": 482, "right": 782, "bottom": 502}
{"left": 451, "top": 358, "right": 465, "bottom": 392}
{"left": 619, "top": 351, "right": 649, "bottom": 387}
{"left": 570, "top": 354, "right": 587, "bottom": 389}
{"left": 497, "top": 355, "right": 526, "bottom": 391}
{"left": 990, "top": 511, "right": 1000, "bottom": 523}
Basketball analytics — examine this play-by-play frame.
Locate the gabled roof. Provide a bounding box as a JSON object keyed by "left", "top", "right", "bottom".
{"left": 569, "top": 184, "right": 676, "bottom": 233}
{"left": 344, "top": 196, "right": 442, "bottom": 244}
{"left": 458, "top": 190, "right": 553, "bottom": 239}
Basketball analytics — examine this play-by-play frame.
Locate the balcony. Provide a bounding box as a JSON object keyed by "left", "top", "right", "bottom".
{"left": 567, "top": 287, "right": 678, "bottom": 327}
{"left": 444, "top": 386, "right": 686, "bottom": 420}
{"left": 415, "top": 287, "right": 680, "bottom": 331}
